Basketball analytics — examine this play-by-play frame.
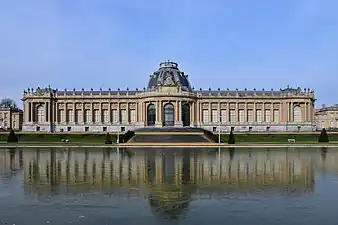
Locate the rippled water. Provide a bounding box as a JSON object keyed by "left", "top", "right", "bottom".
{"left": 1, "top": 147, "right": 338, "bottom": 224}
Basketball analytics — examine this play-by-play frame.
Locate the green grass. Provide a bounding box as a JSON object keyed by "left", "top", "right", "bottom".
{"left": 0, "top": 132, "right": 336, "bottom": 144}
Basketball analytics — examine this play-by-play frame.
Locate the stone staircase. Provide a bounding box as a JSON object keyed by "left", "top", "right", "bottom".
{"left": 127, "top": 127, "right": 215, "bottom": 143}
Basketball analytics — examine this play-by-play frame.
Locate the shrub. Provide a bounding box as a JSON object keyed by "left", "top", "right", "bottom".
{"left": 7, "top": 129, "right": 18, "bottom": 143}
{"left": 105, "top": 132, "right": 112, "bottom": 144}
{"left": 228, "top": 130, "right": 235, "bottom": 144}
{"left": 318, "top": 128, "right": 329, "bottom": 143}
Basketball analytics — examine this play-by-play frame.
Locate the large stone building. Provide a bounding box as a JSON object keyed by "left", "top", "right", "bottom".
{"left": 22, "top": 61, "right": 315, "bottom": 132}
{"left": 0, "top": 107, "right": 23, "bottom": 131}
{"left": 314, "top": 104, "right": 338, "bottom": 130}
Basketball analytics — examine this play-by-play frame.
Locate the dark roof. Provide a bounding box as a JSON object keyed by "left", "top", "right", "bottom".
{"left": 147, "top": 61, "right": 192, "bottom": 91}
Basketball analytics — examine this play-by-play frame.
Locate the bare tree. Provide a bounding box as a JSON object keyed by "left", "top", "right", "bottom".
{"left": 0, "top": 98, "right": 18, "bottom": 109}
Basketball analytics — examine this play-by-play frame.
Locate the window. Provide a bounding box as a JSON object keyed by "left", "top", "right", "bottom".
{"left": 293, "top": 106, "right": 301, "bottom": 122}
{"left": 67, "top": 126, "right": 71, "bottom": 132}
{"left": 13, "top": 121, "right": 16, "bottom": 129}
{"left": 121, "top": 127, "right": 125, "bottom": 132}
{"left": 76, "top": 110, "right": 82, "bottom": 123}
{"left": 231, "top": 127, "right": 235, "bottom": 132}
{"left": 60, "top": 110, "right": 65, "bottom": 123}
{"left": 85, "top": 126, "right": 89, "bottom": 132}
{"left": 221, "top": 110, "right": 226, "bottom": 123}
{"left": 266, "top": 126, "right": 270, "bottom": 132}
{"left": 230, "top": 109, "right": 235, "bottom": 122}
{"left": 202, "top": 109, "right": 209, "bottom": 123}
{"left": 249, "top": 127, "right": 252, "bottom": 132}
{"left": 120, "top": 109, "right": 127, "bottom": 123}
{"left": 265, "top": 110, "right": 271, "bottom": 123}
{"left": 213, "top": 127, "right": 216, "bottom": 132}
{"left": 36, "top": 126, "right": 40, "bottom": 131}
{"left": 37, "top": 105, "right": 45, "bottom": 123}
{"left": 129, "top": 109, "right": 136, "bottom": 123}
{"left": 256, "top": 110, "right": 262, "bottom": 122}
{"left": 273, "top": 110, "right": 279, "bottom": 123}
{"left": 103, "top": 110, "right": 109, "bottom": 123}
{"left": 85, "top": 110, "right": 91, "bottom": 123}
{"left": 238, "top": 110, "right": 245, "bottom": 123}
{"left": 103, "top": 127, "right": 107, "bottom": 132}
{"left": 247, "top": 109, "right": 253, "bottom": 123}
{"left": 212, "top": 109, "right": 218, "bottom": 123}
{"left": 112, "top": 109, "right": 119, "bottom": 123}
{"left": 94, "top": 110, "right": 100, "bottom": 123}
{"left": 68, "top": 110, "right": 74, "bottom": 123}
{"left": 4, "top": 113, "right": 7, "bottom": 119}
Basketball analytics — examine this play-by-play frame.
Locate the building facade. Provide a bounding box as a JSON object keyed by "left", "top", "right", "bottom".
{"left": 314, "top": 104, "right": 338, "bottom": 130}
{"left": 22, "top": 61, "right": 315, "bottom": 132}
{"left": 0, "top": 107, "right": 23, "bottom": 131}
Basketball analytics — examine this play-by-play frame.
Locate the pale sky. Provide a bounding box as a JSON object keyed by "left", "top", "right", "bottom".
{"left": 1, "top": 0, "right": 337, "bottom": 108}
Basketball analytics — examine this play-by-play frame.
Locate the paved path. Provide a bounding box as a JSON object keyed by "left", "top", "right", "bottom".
{"left": 0, "top": 143, "right": 337, "bottom": 148}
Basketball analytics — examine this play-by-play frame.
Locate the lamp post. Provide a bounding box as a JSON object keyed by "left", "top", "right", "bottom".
{"left": 117, "top": 127, "right": 120, "bottom": 144}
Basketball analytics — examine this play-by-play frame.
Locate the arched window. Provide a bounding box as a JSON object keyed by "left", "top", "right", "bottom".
{"left": 181, "top": 103, "right": 190, "bottom": 127}
{"left": 37, "top": 105, "right": 45, "bottom": 123}
{"left": 163, "top": 103, "right": 174, "bottom": 126}
{"left": 293, "top": 105, "right": 301, "bottom": 123}
{"left": 147, "top": 104, "right": 156, "bottom": 126}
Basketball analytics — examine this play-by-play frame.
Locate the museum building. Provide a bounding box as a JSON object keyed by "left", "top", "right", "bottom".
{"left": 22, "top": 61, "right": 315, "bottom": 132}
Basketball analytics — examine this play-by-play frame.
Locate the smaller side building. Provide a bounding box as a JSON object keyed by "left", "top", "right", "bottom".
{"left": 314, "top": 104, "right": 338, "bottom": 130}
{"left": 0, "top": 107, "right": 23, "bottom": 131}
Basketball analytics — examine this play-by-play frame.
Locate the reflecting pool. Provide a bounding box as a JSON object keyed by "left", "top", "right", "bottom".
{"left": 1, "top": 147, "right": 338, "bottom": 224}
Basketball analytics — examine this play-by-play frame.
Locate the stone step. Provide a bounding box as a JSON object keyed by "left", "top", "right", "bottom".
{"left": 129, "top": 134, "right": 212, "bottom": 143}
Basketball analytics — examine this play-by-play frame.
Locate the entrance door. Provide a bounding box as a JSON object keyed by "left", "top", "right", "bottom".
{"left": 182, "top": 103, "right": 190, "bottom": 126}
{"left": 147, "top": 104, "right": 156, "bottom": 126}
{"left": 163, "top": 103, "right": 174, "bottom": 126}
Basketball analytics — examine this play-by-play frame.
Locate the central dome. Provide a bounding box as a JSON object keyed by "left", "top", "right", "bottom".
{"left": 147, "top": 61, "right": 192, "bottom": 91}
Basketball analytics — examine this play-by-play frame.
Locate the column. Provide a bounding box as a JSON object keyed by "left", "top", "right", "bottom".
{"left": 192, "top": 102, "right": 195, "bottom": 125}
{"left": 45, "top": 102, "right": 49, "bottom": 122}
{"left": 304, "top": 103, "right": 308, "bottom": 122}
{"left": 155, "top": 101, "right": 159, "bottom": 122}
{"left": 253, "top": 102, "right": 256, "bottom": 123}
{"left": 109, "top": 102, "right": 112, "bottom": 123}
{"left": 159, "top": 101, "right": 162, "bottom": 123}
{"left": 217, "top": 101, "right": 220, "bottom": 124}
{"left": 91, "top": 102, "right": 94, "bottom": 123}
{"left": 56, "top": 103, "right": 59, "bottom": 123}
{"left": 262, "top": 102, "right": 265, "bottom": 123}
{"left": 244, "top": 102, "right": 247, "bottom": 123}
{"left": 65, "top": 103, "right": 68, "bottom": 124}
{"left": 82, "top": 103, "right": 85, "bottom": 124}
{"left": 178, "top": 101, "right": 181, "bottom": 122}
{"left": 100, "top": 102, "right": 103, "bottom": 123}
{"left": 117, "top": 102, "right": 120, "bottom": 123}
{"left": 30, "top": 102, "right": 33, "bottom": 122}
{"left": 235, "top": 102, "right": 238, "bottom": 123}
{"left": 175, "top": 101, "right": 179, "bottom": 121}
{"left": 209, "top": 102, "right": 212, "bottom": 123}
{"left": 73, "top": 102, "right": 76, "bottom": 124}
{"left": 290, "top": 102, "right": 293, "bottom": 122}
{"left": 135, "top": 102, "right": 139, "bottom": 122}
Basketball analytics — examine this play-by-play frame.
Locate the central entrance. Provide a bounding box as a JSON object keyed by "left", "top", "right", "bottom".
{"left": 163, "top": 103, "right": 174, "bottom": 126}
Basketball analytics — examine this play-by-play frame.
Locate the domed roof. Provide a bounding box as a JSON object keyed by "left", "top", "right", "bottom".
{"left": 147, "top": 61, "right": 192, "bottom": 91}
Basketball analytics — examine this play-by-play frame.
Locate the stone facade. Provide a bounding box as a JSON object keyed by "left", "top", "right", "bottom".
{"left": 314, "top": 105, "right": 338, "bottom": 130}
{"left": 22, "top": 61, "right": 316, "bottom": 132}
{"left": 0, "top": 107, "right": 23, "bottom": 131}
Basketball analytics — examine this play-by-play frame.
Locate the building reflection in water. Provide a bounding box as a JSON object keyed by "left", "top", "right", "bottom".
{"left": 1, "top": 147, "right": 329, "bottom": 219}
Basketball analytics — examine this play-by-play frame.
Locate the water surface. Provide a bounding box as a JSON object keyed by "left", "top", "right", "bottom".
{"left": 1, "top": 147, "right": 338, "bottom": 224}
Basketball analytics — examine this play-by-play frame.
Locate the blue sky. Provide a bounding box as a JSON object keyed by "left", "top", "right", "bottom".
{"left": 0, "top": 0, "right": 337, "bottom": 108}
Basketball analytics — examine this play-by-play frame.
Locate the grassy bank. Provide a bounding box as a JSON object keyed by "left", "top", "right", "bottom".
{"left": 0, "top": 132, "right": 337, "bottom": 144}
